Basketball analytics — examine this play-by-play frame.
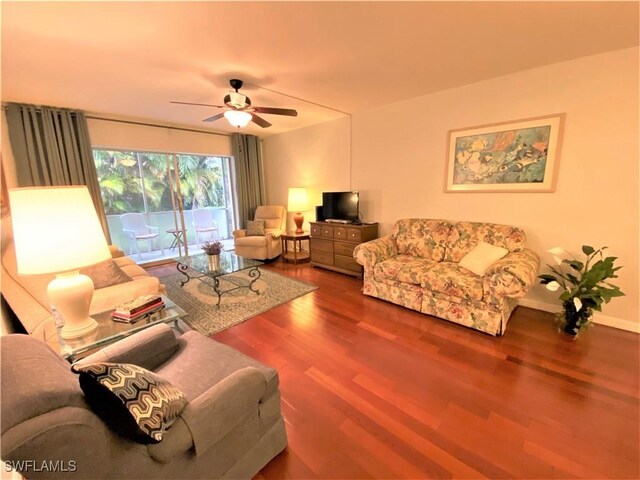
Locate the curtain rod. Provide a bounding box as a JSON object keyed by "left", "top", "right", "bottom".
{"left": 85, "top": 115, "right": 232, "bottom": 137}
{"left": 0, "top": 104, "right": 232, "bottom": 138}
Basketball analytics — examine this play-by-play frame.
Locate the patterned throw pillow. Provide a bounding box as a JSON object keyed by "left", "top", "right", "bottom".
{"left": 246, "top": 220, "right": 266, "bottom": 236}
{"left": 80, "top": 259, "right": 133, "bottom": 289}
{"left": 71, "top": 362, "right": 187, "bottom": 444}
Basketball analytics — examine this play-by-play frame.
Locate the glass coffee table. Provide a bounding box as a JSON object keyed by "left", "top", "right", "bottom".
{"left": 175, "top": 251, "right": 263, "bottom": 307}
{"left": 48, "top": 295, "right": 188, "bottom": 362}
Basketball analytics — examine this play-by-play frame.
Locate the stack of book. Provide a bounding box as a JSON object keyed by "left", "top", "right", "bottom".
{"left": 111, "top": 295, "right": 165, "bottom": 323}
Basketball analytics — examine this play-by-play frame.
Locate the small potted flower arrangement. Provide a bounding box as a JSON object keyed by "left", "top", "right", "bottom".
{"left": 539, "top": 245, "right": 624, "bottom": 337}
{"left": 202, "top": 240, "right": 224, "bottom": 270}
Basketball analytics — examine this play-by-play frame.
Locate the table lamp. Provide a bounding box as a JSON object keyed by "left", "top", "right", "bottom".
{"left": 9, "top": 186, "right": 112, "bottom": 339}
{"left": 288, "top": 187, "right": 309, "bottom": 234}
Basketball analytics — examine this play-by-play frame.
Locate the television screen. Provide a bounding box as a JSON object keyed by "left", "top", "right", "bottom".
{"left": 322, "top": 191, "right": 359, "bottom": 222}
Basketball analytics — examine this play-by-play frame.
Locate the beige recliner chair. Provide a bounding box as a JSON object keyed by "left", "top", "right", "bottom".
{"left": 233, "top": 206, "right": 287, "bottom": 260}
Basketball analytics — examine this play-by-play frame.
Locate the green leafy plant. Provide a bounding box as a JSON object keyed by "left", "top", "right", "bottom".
{"left": 539, "top": 245, "right": 624, "bottom": 336}
{"left": 201, "top": 240, "right": 224, "bottom": 256}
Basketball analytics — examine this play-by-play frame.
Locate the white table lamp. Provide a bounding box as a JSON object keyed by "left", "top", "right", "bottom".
{"left": 288, "top": 188, "right": 309, "bottom": 234}
{"left": 9, "top": 186, "right": 112, "bottom": 339}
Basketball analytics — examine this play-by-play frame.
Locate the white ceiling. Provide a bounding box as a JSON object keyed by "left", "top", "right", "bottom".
{"left": 2, "top": 1, "right": 638, "bottom": 136}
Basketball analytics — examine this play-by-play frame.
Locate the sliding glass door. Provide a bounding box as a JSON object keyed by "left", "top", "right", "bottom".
{"left": 93, "top": 149, "right": 236, "bottom": 265}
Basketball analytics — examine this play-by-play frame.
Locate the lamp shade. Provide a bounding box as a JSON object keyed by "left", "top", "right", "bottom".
{"left": 9, "top": 186, "right": 111, "bottom": 275}
{"left": 288, "top": 188, "right": 309, "bottom": 213}
{"left": 224, "top": 110, "right": 252, "bottom": 128}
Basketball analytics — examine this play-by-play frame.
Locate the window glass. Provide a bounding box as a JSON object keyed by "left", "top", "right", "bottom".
{"left": 177, "top": 155, "right": 226, "bottom": 209}
{"left": 93, "top": 150, "right": 144, "bottom": 215}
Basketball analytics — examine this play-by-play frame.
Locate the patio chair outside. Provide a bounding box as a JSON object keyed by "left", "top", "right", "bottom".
{"left": 120, "top": 213, "right": 164, "bottom": 259}
{"left": 192, "top": 208, "right": 219, "bottom": 244}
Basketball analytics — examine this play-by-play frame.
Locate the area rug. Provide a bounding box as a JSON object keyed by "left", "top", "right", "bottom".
{"left": 161, "top": 269, "right": 317, "bottom": 335}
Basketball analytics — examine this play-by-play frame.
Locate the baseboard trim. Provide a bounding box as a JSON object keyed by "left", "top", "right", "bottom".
{"left": 518, "top": 299, "right": 640, "bottom": 334}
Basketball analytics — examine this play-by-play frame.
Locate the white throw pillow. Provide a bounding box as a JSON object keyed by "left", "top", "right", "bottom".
{"left": 459, "top": 241, "right": 509, "bottom": 276}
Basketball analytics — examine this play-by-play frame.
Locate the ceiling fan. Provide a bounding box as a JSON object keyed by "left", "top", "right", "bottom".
{"left": 170, "top": 79, "right": 298, "bottom": 128}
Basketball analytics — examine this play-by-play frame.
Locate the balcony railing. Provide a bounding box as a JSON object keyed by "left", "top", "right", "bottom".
{"left": 107, "top": 207, "right": 234, "bottom": 264}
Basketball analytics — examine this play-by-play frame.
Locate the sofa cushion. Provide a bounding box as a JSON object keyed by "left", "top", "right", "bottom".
{"left": 71, "top": 362, "right": 187, "bottom": 444}
{"left": 459, "top": 241, "right": 509, "bottom": 276}
{"left": 391, "top": 219, "right": 452, "bottom": 261}
{"left": 444, "top": 222, "right": 526, "bottom": 262}
{"left": 234, "top": 235, "right": 268, "bottom": 247}
{"left": 374, "top": 255, "right": 437, "bottom": 285}
{"left": 90, "top": 276, "right": 162, "bottom": 315}
{"left": 421, "top": 262, "right": 484, "bottom": 302}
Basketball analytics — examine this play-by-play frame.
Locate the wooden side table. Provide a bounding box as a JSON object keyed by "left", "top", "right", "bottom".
{"left": 281, "top": 232, "right": 310, "bottom": 264}
{"left": 166, "top": 228, "right": 186, "bottom": 251}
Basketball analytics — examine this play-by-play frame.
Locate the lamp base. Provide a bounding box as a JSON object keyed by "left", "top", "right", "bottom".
{"left": 293, "top": 212, "right": 304, "bottom": 234}
{"left": 48, "top": 272, "right": 99, "bottom": 339}
{"left": 60, "top": 318, "right": 99, "bottom": 339}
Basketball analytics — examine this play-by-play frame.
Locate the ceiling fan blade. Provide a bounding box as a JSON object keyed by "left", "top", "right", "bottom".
{"left": 251, "top": 113, "right": 272, "bottom": 128}
{"left": 202, "top": 112, "right": 225, "bottom": 122}
{"left": 171, "top": 101, "right": 225, "bottom": 108}
{"left": 252, "top": 107, "right": 298, "bottom": 117}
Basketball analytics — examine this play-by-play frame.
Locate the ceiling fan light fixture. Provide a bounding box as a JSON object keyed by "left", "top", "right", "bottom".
{"left": 224, "top": 110, "right": 252, "bottom": 128}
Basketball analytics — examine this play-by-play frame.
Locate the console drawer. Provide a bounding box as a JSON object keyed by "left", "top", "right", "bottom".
{"left": 321, "top": 225, "right": 334, "bottom": 238}
{"left": 310, "top": 238, "right": 333, "bottom": 253}
{"left": 311, "top": 250, "right": 334, "bottom": 266}
{"left": 310, "top": 224, "right": 322, "bottom": 237}
{"left": 334, "top": 227, "right": 347, "bottom": 240}
{"left": 347, "top": 229, "right": 362, "bottom": 243}
{"left": 334, "top": 241, "right": 356, "bottom": 257}
{"left": 334, "top": 254, "right": 361, "bottom": 272}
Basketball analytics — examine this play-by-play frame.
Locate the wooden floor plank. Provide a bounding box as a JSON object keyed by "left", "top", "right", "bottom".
{"left": 147, "top": 261, "right": 640, "bottom": 479}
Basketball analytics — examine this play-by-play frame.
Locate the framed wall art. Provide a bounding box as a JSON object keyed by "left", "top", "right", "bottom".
{"left": 445, "top": 113, "right": 565, "bottom": 192}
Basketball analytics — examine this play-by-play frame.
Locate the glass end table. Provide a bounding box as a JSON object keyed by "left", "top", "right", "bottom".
{"left": 48, "top": 295, "right": 188, "bottom": 362}
{"left": 175, "top": 251, "right": 263, "bottom": 307}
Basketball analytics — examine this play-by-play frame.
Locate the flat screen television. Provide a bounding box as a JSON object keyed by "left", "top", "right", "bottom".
{"left": 322, "top": 191, "right": 359, "bottom": 223}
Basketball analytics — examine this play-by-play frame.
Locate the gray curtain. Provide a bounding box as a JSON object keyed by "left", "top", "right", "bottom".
{"left": 5, "top": 103, "right": 110, "bottom": 241}
{"left": 232, "top": 133, "right": 265, "bottom": 228}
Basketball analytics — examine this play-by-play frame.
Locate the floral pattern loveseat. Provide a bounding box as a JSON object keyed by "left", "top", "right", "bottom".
{"left": 353, "top": 219, "right": 539, "bottom": 335}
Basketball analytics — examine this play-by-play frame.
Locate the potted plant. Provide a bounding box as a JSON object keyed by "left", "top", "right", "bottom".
{"left": 539, "top": 245, "right": 624, "bottom": 337}
{"left": 202, "top": 240, "right": 224, "bottom": 271}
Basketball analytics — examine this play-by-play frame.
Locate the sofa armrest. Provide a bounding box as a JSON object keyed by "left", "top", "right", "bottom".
{"left": 147, "top": 417, "right": 194, "bottom": 463}
{"left": 353, "top": 235, "right": 397, "bottom": 270}
{"left": 233, "top": 229, "right": 247, "bottom": 240}
{"left": 180, "top": 367, "right": 266, "bottom": 457}
{"left": 483, "top": 248, "right": 540, "bottom": 298}
{"left": 72, "top": 323, "right": 179, "bottom": 371}
{"left": 109, "top": 245, "right": 125, "bottom": 258}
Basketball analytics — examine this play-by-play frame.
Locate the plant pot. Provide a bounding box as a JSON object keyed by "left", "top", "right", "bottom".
{"left": 207, "top": 254, "right": 221, "bottom": 271}
{"left": 558, "top": 299, "right": 592, "bottom": 338}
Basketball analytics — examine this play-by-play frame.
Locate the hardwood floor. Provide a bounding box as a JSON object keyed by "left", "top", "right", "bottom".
{"left": 147, "top": 262, "right": 640, "bottom": 479}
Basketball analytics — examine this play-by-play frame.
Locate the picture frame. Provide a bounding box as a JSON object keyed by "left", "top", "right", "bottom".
{"left": 445, "top": 113, "right": 565, "bottom": 192}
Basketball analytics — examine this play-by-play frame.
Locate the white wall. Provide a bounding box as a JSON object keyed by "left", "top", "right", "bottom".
{"left": 264, "top": 47, "right": 639, "bottom": 330}
{"left": 263, "top": 116, "right": 351, "bottom": 231}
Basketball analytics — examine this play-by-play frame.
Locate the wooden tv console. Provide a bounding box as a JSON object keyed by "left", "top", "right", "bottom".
{"left": 309, "top": 222, "right": 378, "bottom": 278}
